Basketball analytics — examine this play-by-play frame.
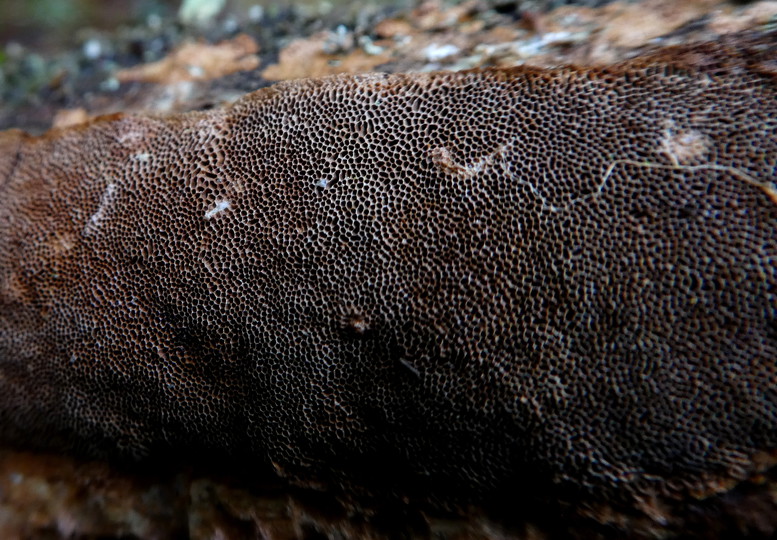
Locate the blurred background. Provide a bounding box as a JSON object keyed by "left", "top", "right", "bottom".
{"left": 0, "top": 0, "right": 419, "bottom": 52}
{"left": 1, "top": 0, "right": 768, "bottom": 133}
{"left": 1, "top": 0, "right": 173, "bottom": 51}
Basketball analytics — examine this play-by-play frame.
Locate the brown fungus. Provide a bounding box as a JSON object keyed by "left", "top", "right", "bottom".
{"left": 0, "top": 35, "right": 776, "bottom": 507}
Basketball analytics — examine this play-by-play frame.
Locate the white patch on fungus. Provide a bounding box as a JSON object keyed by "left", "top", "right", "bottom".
{"left": 660, "top": 128, "right": 711, "bottom": 165}
{"left": 117, "top": 127, "right": 145, "bottom": 147}
{"left": 84, "top": 183, "right": 117, "bottom": 235}
{"left": 205, "top": 199, "right": 231, "bottom": 219}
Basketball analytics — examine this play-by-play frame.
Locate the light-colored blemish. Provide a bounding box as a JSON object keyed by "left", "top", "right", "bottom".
{"left": 84, "top": 183, "right": 117, "bottom": 235}
{"left": 196, "top": 119, "right": 224, "bottom": 144}
{"left": 205, "top": 199, "right": 231, "bottom": 219}
{"left": 83, "top": 39, "right": 102, "bottom": 60}
{"left": 441, "top": 136, "right": 598, "bottom": 211}
{"left": 117, "top": 129, "right": 144, "bottom": 146}
{"left": 315, "top": 178, "right": 329, "bottom": 189}
{"left": 132, "top": 153, "right": 151, "bottom": 162}
{"left": 660, "top": 128, "right": 710, "bottom": 166}
{"left": 431, "top": 145, "right": 503, "bottom": 178}
{"left": 46, "top": 231, "right": 75, "bottom": 255}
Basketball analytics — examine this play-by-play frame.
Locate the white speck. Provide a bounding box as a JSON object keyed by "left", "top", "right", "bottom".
{"left": 205, "top": 199, "right": 231, "bottom": 219}
{"left": 9, "top": 473, "right": 23, "bottom": 485}
{"left": 423, "top": 43, "right": 459, "bottom": 62}
{"left": 248, "top": 5, "right": 264, "bottom": 22}
{"left": 323, "top": 24, "right": 353, "bottom": 54}
{"left": 132, "top": 153, "right": 151, "bottom": 162}
{"left": 83, "top": 39, "right": 102, "bottom": 60}
{"left": 315, "top": 178, "right": 329, "bottom": 189}
{"left": 359, "top": 35, "right": 385, "bottom": 56}
{"left": 187, "top": 64, "right": 205, "bottom": 78}
{"left": 178, "top": 0, "right": 226, "bottom": 26}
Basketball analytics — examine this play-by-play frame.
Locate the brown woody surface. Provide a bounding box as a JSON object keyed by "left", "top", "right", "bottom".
{"left": 1, "top": 1, "right": 777, "bottom": 539}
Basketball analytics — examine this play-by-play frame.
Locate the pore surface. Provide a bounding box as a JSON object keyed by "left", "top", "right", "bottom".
{"left": 1, "top": 38, "right": 776, "bottom": 501}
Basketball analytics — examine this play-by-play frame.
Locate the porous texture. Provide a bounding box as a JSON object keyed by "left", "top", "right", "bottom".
{"left": 1, "top": 35, "right": 776, "bottom": 512}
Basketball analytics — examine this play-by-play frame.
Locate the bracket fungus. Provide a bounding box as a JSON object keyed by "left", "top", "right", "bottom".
{"left": 0, "top": 34, "right": 776, "bottom": 511}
